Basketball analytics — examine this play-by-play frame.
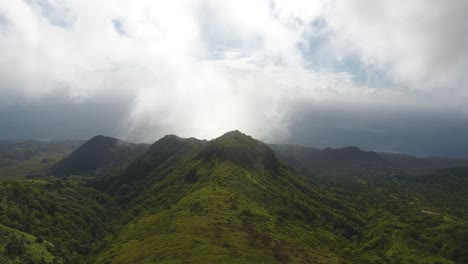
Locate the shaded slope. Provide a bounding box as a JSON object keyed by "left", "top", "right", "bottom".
{"left": 272, "top": 144, "right": 468, "bottom": 176}
{"left": 272, "top": 145, "right": 390, "bottom": 181}
{"left": 108, "top": 135, "right": 207, "bottom": 194}
{"left": 380, "top": 153, "right": 468, "bottom": 174}
{"left": 50, "top": 135, "right": 148, "bottom": 176}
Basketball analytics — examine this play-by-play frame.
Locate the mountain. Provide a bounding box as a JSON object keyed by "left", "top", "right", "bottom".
{"left": 92, "top": 131, "right": 468, "bottom": 263}
{"left": 272, "top": 145, "right": 385, "bottom": 171}
{"left": 380, "top": 153, "right": 468, "bottom": 173}
{"left": 272, "top": 144, "right": 468, "bottom": 176}
{"left": 1, "top": 131, "right": 468, "bottom": 263}
{"left": 95, "top": 131, "right": 358, "bottom": 263}
{"left": 50, "top": 135, "right": 148, "bottom": 176}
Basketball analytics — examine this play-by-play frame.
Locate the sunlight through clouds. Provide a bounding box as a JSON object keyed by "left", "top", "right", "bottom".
{"left": 0, "top": 0, "right": 467, "bottom": 144}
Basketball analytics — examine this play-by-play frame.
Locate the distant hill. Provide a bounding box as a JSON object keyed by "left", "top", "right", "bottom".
{"left": 271, "top": 144, "right": 468, "bottom": 176}
{"left": 380, "top": 152, "right": 468, "bottom": 173}
{"left": 50, "top": 135, "right": 148, "bottom": 176}
{"left": 0, "top": 139, "right": 83, "bottom": 160}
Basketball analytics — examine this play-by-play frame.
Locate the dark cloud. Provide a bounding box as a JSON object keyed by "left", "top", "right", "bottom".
{"left": 0, "top": 92, "right": 133, "bottom": 141}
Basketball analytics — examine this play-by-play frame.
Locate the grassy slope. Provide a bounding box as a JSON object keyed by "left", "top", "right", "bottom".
{"left": 94, "top": 131, "right": 468, "bottom": 264}
{"left": 94, "top": 132, "right": 347, "bottom": 263}
{"left": 95, "top": 160, "right": 344, "bottom": 263}
{"left": 0, "top": 223, "right": 55, "bottom": 264}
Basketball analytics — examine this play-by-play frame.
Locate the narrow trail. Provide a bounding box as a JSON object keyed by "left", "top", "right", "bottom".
{"left": 421, "top": 210, "right": 451, "bottom": 221}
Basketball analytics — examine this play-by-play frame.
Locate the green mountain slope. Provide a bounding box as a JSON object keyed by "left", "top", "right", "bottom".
{"left": 0, "top": 223, "right": 55, "bottom": 264}
{"left": 0, "top": 179, "right": 118, "bottom": 263}
{"left": 272, "top": 144, "right": 468, "bottom": 264}
{"left": 92, "top": 131, "right": 467, "bottom": 263}
{"left": 95, "top": 131, "right": 352, "bottom": 263}
{"left": 1, "top": 131, "right": 467, "bottom": 263}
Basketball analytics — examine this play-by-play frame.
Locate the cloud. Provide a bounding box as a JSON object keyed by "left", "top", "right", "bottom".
{"left": 325, "top": 1, "right": 468, "bottom": 100}
{"left": 0, "top": 0, "right": 467, "bottom": 148}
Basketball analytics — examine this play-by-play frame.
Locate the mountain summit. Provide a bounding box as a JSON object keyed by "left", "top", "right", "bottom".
{"left": 199, "top": 130, "right": 278, "bottom": 170}
{"left": 50, "top": 135, "right": 147, "bottom": 175}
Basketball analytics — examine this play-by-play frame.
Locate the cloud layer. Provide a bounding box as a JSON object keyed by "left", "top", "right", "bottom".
{"left": 0, "top": 0, "right": 467, "bottom": 156}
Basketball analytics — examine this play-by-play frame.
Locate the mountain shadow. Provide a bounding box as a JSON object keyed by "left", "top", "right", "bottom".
{"left": 50, "top": 135, "right": 148, "bottom": 176}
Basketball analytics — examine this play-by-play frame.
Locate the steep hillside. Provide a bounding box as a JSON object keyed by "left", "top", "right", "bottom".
{"left": 92, "top": 131, "right": 465, "bottom": 263}
{"left": 108, "top": 134, "right": 207, "bottom": 195}
{"left": 0, "top": 179, "right": 118, "bottom": 263}
{"left": 95, "top": 131, "right": 353, "bottom": 263}
{"left": 50, "top": 135, "right": 148, "bottom": 176}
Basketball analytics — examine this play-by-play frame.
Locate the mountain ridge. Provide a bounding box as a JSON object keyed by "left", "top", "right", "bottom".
{"left": 1, "top": 131, "right": 468, "bottom": 263}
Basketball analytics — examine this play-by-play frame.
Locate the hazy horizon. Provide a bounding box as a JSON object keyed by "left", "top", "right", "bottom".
{"left": 1, "top": 0, "right": 468, "bottom": 158}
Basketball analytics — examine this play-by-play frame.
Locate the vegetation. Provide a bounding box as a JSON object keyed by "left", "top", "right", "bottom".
{"left": 0, "top": 131, "right": 467, "bottom": 263}
{"left": 0, "top": 140, "right": 82, "bottom": 179}
{"left": 0, "top": 179, "right": 117, "bottom": 263}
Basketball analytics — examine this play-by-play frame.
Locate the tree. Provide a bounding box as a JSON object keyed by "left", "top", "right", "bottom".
{"left": 5, "top": 235, "right": 25, "bottom": 257}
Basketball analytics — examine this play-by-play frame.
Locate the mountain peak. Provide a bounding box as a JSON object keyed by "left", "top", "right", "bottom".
{"left": 50, "top": 135, "right": 147, "bottom": 176}
{"left": 86, "top": 135, "right": 119, "bottom": 145}
{"left": 199, "top": 130, "right": 278, "bottom": 170}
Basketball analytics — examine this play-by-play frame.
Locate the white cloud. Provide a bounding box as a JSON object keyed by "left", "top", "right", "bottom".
{"left": 325, "top": 1, "right": 468, "bottom": 98}
{"left": 0, "top": 0, "right": 466, "bottom": 142}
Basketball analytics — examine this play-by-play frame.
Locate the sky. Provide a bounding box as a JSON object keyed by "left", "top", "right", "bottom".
{"left": 0, "top": 0, "right": 468, "bottom": 158}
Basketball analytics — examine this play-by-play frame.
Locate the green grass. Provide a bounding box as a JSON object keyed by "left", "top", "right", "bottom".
{"left": 0, "top": 223, "right": 55, "bottom": 263}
